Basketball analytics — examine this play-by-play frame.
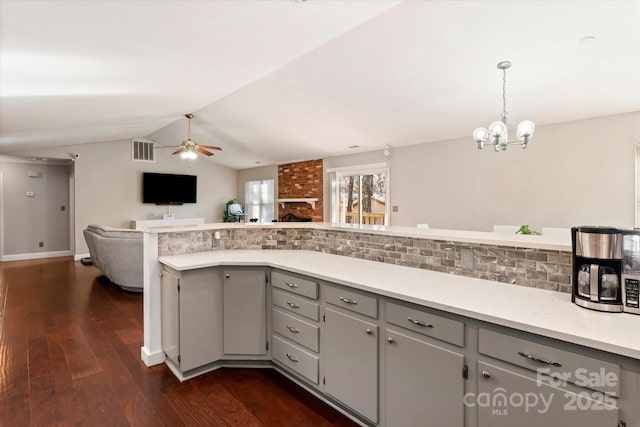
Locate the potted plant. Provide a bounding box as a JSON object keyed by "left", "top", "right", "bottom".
{"left": 516, "top": 224, "right": 541, "bottom": 235}
{"left": 223, "top": 198, "right": 240, "bottom": 222}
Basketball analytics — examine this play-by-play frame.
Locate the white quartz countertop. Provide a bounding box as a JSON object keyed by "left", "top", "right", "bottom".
{"left": 144, "top": 222, "right": 571, "bottom": 252}
{"left": 159, "top": 250, "right": 639, "bottom": 360}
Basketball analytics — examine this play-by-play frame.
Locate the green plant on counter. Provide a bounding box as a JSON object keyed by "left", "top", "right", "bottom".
{"left": 223, "top": 198, "right": 240, "bottom": 222}
{"left": 516, "top": 224, "right": 541, "bottom": 235}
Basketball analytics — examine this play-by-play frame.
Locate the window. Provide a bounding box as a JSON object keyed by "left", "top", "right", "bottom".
{"left": 329, "top": 164, "right": 389, "bottom": 226}
{"left": 245, "top": 179, "right": 275, "bottom": 223}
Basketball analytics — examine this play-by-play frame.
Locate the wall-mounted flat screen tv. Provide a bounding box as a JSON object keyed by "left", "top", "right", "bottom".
{"left": 142, "top": 172, "right": 197, "bottom": 205}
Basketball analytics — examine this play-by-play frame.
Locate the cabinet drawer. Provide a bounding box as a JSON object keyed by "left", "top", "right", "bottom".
{"left": 272, "top": 289, "right": 320, "bottom": 322}
{"left": 272, "top": 335, "right": 319, "bottom": 384}
{"left": 272, "top": 308, "right": 319, "bottom": 353}
{"left": 478, "top": 328, "right": 620, "bottom": 396}
{"left": 324, "top": 284, "right": 378, "bottom": 319}
{"left": 477, "top": 361, "right": 619, "bottom": 427}
{"left": 272, "top": 271, "right": 318, "bottom": 300}
{"left": 385, "top": 302, "right": 464, "bottom": 347}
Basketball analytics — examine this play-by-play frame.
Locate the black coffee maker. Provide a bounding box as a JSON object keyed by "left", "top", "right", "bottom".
{"left": 571, "top": 226, "right": 623, "bottom": 312}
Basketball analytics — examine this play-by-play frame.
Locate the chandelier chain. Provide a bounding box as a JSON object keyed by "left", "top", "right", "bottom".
{"left": 501, "top": 67, "right": 507, "bottom": 121}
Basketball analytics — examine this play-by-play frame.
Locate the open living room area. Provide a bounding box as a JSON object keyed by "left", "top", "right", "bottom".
{"left": 1, "top": 1, "right": 640, "bottom": 427}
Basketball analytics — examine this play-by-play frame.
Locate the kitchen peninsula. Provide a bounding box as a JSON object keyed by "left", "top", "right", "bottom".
{"left": 140, "top": 223, "right": 639, "bottom": 427}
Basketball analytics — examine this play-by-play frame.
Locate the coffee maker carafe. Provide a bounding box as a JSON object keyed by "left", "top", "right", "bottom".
{"left": 571, "top": 226, "right": 623, "bottom": 312}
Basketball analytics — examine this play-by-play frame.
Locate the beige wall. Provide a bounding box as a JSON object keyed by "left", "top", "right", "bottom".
{"left": 6, "top": 111, "right": 639, "bottom": 257}
{"left": 9, "top": 139, "right": 237, "bottom": 255}
{"left": 325, "top": 112, "right": 640, "bottom": 231}
{"left": 1, "top": 160, "right": 71, "bottom": 255}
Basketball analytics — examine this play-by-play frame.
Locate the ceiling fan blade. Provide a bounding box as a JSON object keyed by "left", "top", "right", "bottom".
{"left": 172, "top": 147, "right": 186, "bottom": 155}
{"left": 199, "top": 145, "right": 222, "bottom": 151}
{"left": 196, "top": 146, "right": 214, "bottom": 156}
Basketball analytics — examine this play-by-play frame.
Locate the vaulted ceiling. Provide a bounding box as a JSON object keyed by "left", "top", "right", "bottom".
{"left": 2, "top": 1, "right": 639, "bottom": 169}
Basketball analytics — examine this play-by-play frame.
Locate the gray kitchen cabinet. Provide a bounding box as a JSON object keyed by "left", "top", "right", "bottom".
{"left": 385, "top": 329, "right": 465, "bottom": 427}
{"left": 161, "top": 267, "right": 220, "bottom": 372}
{"left": 324, "top": 307, "right": 378, "bottom": 424}
{"left": 477, "top": 361, "right": 619, "bottom": 427}
{"left": 222, "top": 269, "right": 267, "bottom": 356}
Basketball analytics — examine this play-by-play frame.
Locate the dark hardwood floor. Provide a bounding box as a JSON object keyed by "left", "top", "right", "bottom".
{"left": 0, "top": 257, "right": 359, "bottom": 427}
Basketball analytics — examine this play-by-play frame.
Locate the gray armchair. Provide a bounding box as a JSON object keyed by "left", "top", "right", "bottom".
{"left": 83, "top": 224, "right": 143, "bottom": 292}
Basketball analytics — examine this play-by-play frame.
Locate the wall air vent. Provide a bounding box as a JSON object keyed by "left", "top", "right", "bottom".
{"left": 132, "top": 139, "right": 155, "bottom": 162}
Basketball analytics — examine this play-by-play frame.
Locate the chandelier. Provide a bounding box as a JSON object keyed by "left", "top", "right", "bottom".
{"left": 473, "top": 61, "right": 535, "bottom": 151}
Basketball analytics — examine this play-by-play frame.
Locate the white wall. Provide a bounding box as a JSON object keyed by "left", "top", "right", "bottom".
{"left": 10, "top": 139, "right": 237, "bottom": 254}
{"left": 324, "top": 112, "right": 640, "bottom": 231}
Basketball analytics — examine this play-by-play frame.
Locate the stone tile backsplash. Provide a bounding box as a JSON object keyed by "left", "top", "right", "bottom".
{"left": 158, "top": 227, "right": 572, "bottom": 293}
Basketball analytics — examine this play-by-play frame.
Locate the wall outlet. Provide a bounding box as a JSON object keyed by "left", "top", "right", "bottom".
{"left": 461, "top": 248, "right": 473, "bottom": 270}
{"left": 392, "top": 205, "right": 399, "bottom": 212}
{"left": 38, "top": 241, "right": 44, "bottom": 248}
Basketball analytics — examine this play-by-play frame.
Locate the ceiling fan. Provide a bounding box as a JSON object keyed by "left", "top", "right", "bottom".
{"left": 162, "top": 113, "right": 222, "bottom": 159}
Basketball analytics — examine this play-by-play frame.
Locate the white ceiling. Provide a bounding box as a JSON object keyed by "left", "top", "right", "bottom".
{"left": 1, "top": 0, "right": 639, "bottom": 169}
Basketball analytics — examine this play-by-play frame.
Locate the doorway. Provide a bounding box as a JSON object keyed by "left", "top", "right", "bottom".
{"left": 0, "top": 156, "right": 74, "bottom": 261}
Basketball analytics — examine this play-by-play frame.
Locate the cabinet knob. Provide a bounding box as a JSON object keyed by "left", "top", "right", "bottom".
{"left": 387, "top": 337, "right": 394, "bottom": 343}
{"left": 481, "top": 371, "right": 491, "bottom": 379}
{"left": 366, "top": 328, "right": 373, "bottom": 335}
{"left": 225, "top": 273, "right": 231, "bottom": 279}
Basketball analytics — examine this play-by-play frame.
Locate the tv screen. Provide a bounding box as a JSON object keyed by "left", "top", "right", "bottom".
{"left": 142, "top": 172, "right": 197, "bottom": 205}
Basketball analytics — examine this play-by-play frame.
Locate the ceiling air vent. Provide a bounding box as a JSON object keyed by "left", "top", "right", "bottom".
{"left": 132, "top": 139, "right": 155, "bottom": 162}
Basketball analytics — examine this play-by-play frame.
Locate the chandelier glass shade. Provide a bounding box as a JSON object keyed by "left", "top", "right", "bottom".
{"left": 473, "top": 61, "right": 535, "bottom": 151}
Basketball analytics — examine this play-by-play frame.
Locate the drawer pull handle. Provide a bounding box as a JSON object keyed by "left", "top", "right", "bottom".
{"left": 482, "top": 371, "right": 491, "bottom": 379}
{"left": 518, "top": 351, "right": 562, "bottom": 367}
{"left": 408, "top": 317, "right": 434, "bottom": 328}
{"left": 286, "top": 301, "right": 301, "bottom": 309}
{"left": 339, "top": 296, "right": 358, "bottom": 305}
{"left": 285, "top": 282, "right": 299, "bottom": 288}
{"left": 286, "top": 353, "right": 300, "bottom": 363}
{"left": 286, "top": 325, "right": 300, "bottom": 333}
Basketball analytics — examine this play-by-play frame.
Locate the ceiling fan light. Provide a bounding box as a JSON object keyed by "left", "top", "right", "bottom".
{"left": 517, "top": 120, "right": 535, "bottom": 139}
{"left": 180, "top": 151, "right": 189, "bottom": 159}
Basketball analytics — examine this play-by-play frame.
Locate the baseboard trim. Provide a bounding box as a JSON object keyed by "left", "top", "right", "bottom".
{"left": 1, "top": 250, "right": 73, "bottom": 261}
{"left": 74, "top": 253, "right": 90, "bottom": 261}
{"left": 140, "top": 347, "right": 165, "bottom": 367}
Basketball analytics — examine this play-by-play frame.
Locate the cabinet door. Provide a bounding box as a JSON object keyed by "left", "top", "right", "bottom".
{"left": 477, "top": 361, "right": 619, "bottom": 427}
{"left": 223, "top": 270, "right": 267, "bottom": 355}
{"left": 179, "top": 269, "right": 220, "bottom": 372}
{"left": 161, "top": 270, "right": 180, "bottom": 366}
{"left": 386, "top": 329, "right": 465, "bottom": 427}
{"left": 324, "top": 308, "right": 378, "bottom": 423}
